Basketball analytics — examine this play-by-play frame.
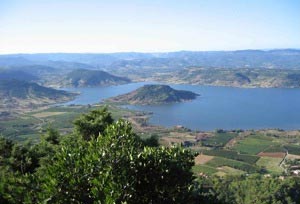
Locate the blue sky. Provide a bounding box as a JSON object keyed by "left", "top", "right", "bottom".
{"left": 0, "top": 0, "right": 299, "bottom": 53}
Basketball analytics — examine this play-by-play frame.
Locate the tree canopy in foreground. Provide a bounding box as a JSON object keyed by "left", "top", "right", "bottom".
{"left": 0, "top": 108, "right": 300, "bottom": 204}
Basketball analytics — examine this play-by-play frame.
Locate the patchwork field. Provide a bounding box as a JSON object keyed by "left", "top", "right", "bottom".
{"left": 205, "top": 157, "right": 258, "bottom": 173}
{"left": 256, "top": 157, "right": 283, "bottom": 174}
{"left": 232, "top": 135, "right": 274, "bottom": 155}
{"left": 257, "top": 152, "right": 286, "bottom": 158}
{"left": 195, "top": 154, "right": 214, "bottom": 165}
{"left": 192, "top": 130, "right": 300, "bottom": 176}
{"left": 215, "top": 166, "right": 245, "bottom": 176}
{"left": 286, "top": 154, "right": 300, "bottom": 159}
{"left": 193, "top": 164, "right": 217, "bottom": 175}
{"left": 32, "top": 111, "right": 67, "bottom": 118}
{"left": 264, "top": 145, "right": 286, "bottom": 153}
{"left": 284, "top": 145, "right": 300, "bottom": 155}
{"left": 203, "top": 149, "right": 259, "bottom": 164}
{"left": 202, "top": 132, "right": 237, "bottom": 147}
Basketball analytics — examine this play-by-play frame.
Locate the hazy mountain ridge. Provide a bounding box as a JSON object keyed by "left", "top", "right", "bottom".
{"left": 1, "top": 49, "right": 300, "bottom": 89}
{"left": 0, "top": 56, "right": 34, "bottom": 67}
{"left": 154, "top": 67, "right": 300, "bottom": 88}
{"left": 1, "top": 49, "right": 300, "bottom": 69}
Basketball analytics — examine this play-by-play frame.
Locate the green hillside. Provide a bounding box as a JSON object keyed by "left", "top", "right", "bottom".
{"left": 0, "top": 69, "right": 38, "bottom": 81}
{"left": 0, "top": 79, "right": 76, "bottom": 109}
{"left": 107, "top": 84, "right": 199, "bottom": 105}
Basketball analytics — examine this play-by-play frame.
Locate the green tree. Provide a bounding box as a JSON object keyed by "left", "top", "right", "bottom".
{"left": 38, "top": 119, "right": 195, "bottom": 203}
{"left": 204, "top": 174, "right": 300, "bottom": 204}
{"left": 129, "top": 146, "right": 195, "bottom": 203}
{"left": 73, "top": 107, "right": 114, "bottom": 140}
{"left": 37, "top": 120, "right": 140, "bottom": 203}
{"left": 0, "top": 137, "right": 41, "bottom": 203}
{"left": 142, "top": 134, "right": 159, "bottom": 147}
{"left": 9, "top": 143, "right": 41, "bottom": 174}
{"left": 43, "top": 127, "right": 61, "bottom": 145}
{"left": 0, "top": 136, "right": 14, "bottom": 166}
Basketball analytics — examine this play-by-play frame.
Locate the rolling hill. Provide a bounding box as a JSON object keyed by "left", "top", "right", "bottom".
{"left": 61, "top": 69, "right": 131, "bottom": 87}
{"left": 0, "top": 79, "right": 76, "bottom": 110}
{"left": 107, "top": 84, "right": 199, "bottom": 105}
{"left": 0, "top": 69, "right": 38, "bottom": 81}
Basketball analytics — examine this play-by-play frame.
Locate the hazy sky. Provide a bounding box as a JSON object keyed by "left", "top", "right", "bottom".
{"left": 0, "top": 0, "right": 299, "bottom": 53}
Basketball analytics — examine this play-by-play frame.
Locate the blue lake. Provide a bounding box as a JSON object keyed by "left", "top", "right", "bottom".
{"left": 63, "top": 82, "right": 300, "bottom": 131}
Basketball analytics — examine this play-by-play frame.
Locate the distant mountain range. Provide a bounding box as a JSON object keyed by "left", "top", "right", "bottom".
{"left": 1, "top": 49, "right": 300, "bottom": 70}
{"left": 1, "top": 49, "right": 300, "bottom": 89}
{"left": 107, "top": 84, "right": 199, "bottom": 105}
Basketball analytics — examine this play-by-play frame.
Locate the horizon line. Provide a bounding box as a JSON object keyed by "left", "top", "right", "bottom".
{"left": 1, "top": 48, "right": 300, "bottom": 55}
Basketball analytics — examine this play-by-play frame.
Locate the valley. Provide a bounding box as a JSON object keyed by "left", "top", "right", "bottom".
{"left": 2, "top": 1, "right": 300, "bottom": 202}
{"left": 1, "top": 50, "right": 300, "bottom": 179}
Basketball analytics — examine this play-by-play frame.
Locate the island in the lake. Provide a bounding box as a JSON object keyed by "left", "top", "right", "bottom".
{"left": 106, "top": 84, "right": 199, "bottom": 105}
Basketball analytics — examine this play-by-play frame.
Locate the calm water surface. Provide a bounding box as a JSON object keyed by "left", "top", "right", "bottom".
{"left": 63, "top": 82, "right": 300, "bottom": 131}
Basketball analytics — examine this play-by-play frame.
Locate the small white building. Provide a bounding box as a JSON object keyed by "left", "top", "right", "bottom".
{"left": 291, "top": 170, "right": 300, "bottom": 175}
